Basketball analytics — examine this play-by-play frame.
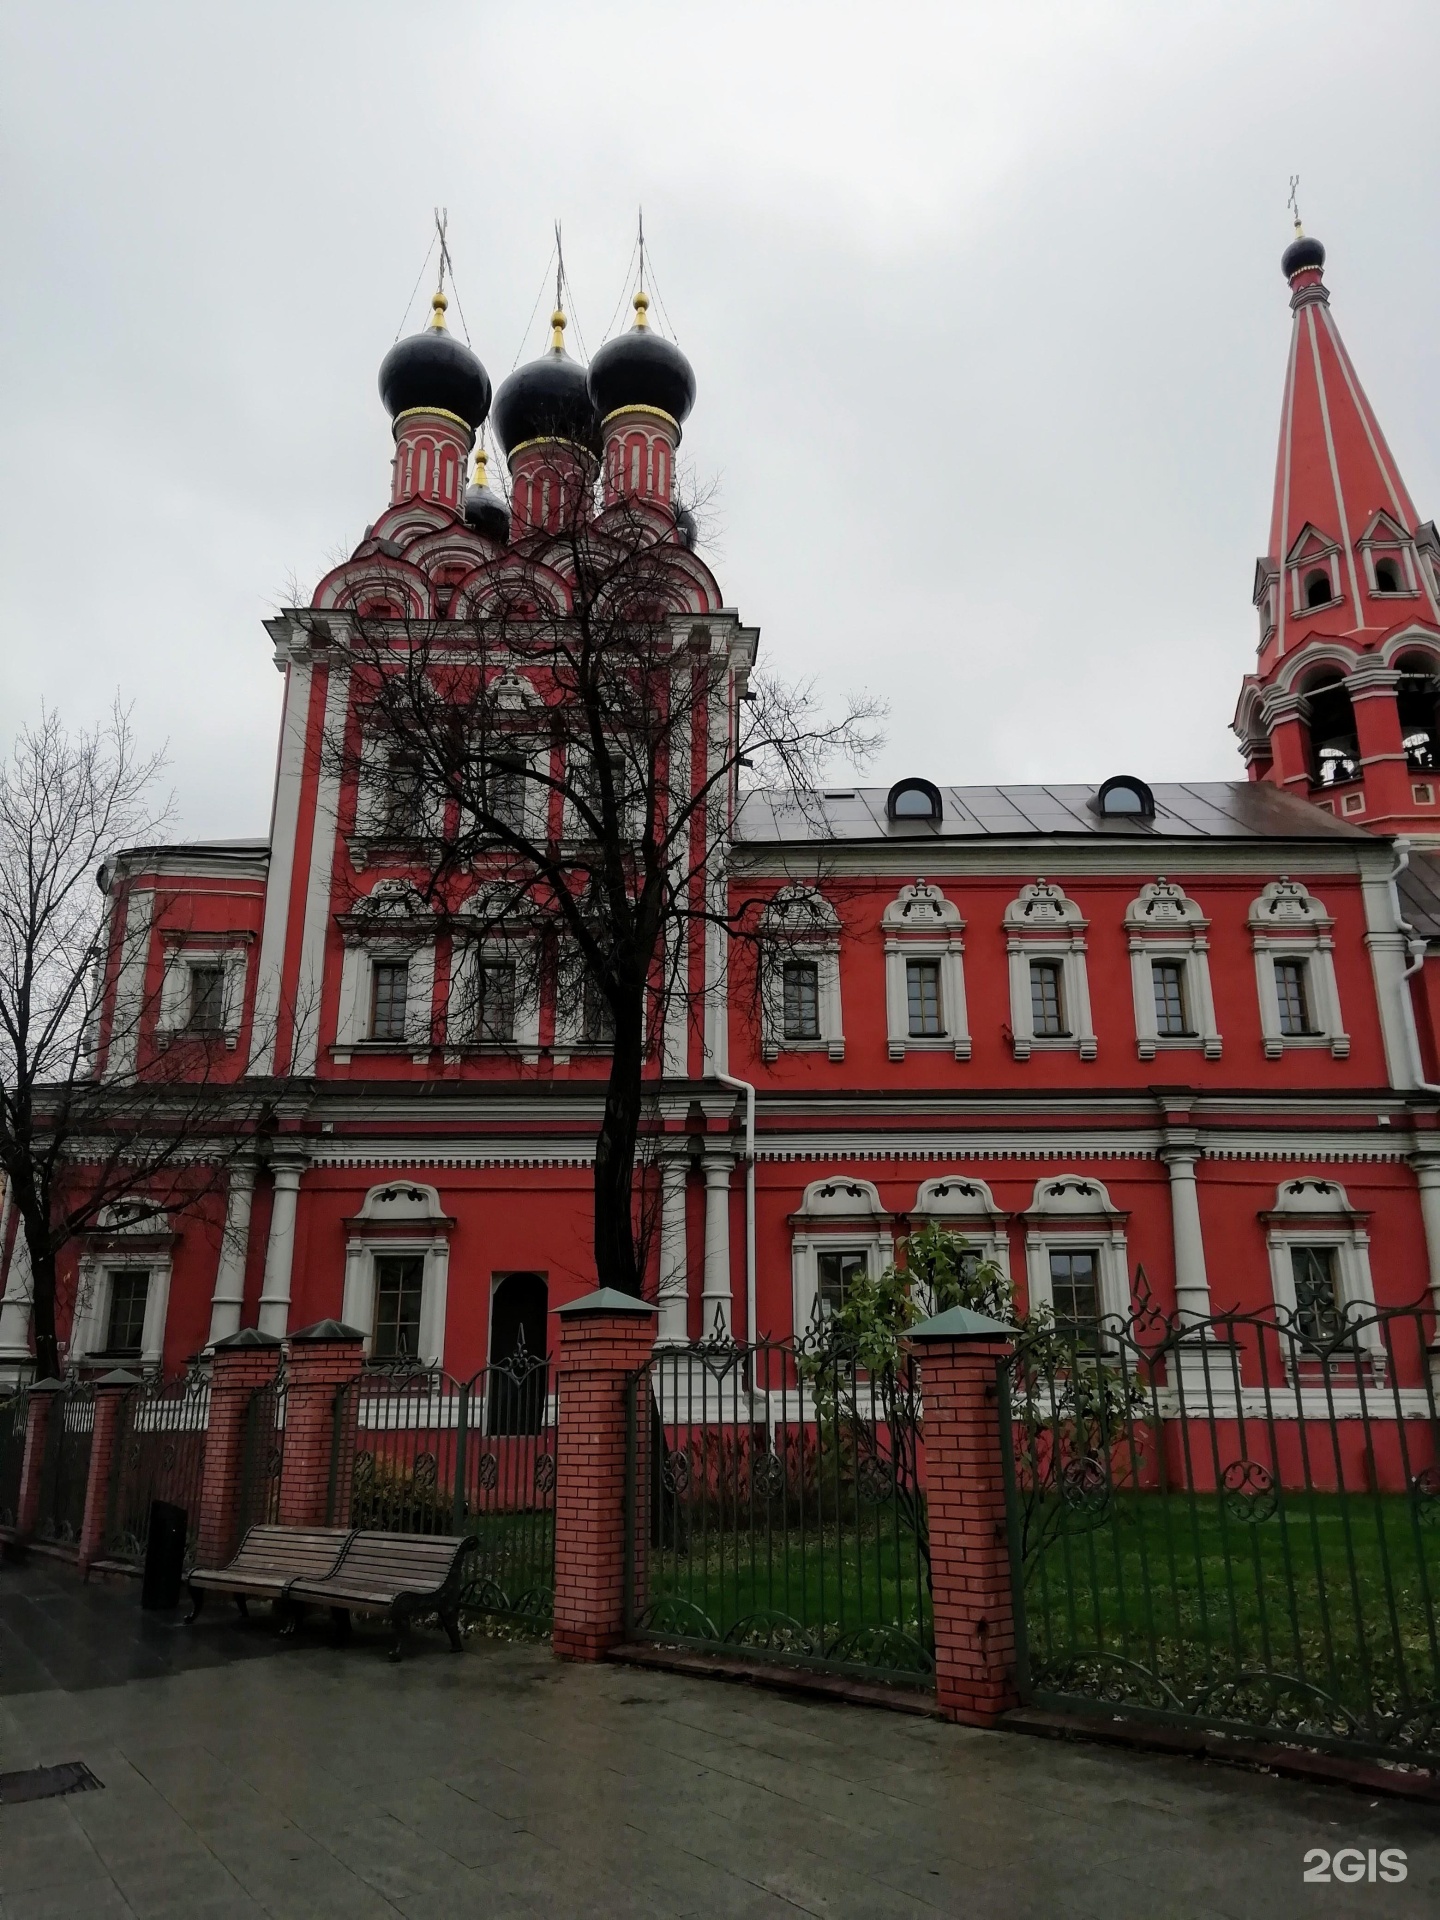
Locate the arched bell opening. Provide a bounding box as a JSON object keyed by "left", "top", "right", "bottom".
{"left": 1396, "top": 651, "right": 1440, "bottom": 773}
{"left": 1300, "top": 671, "right": 1360, "bottom": 788}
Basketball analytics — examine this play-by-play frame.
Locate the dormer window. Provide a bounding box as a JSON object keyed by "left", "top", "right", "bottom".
{"left": 1305, "top": 570, "right": 1334, "bottom": 608}
{"left": 886, "top": 778, "right": 942, "bottom": 822}
{"left": 1096, "top": 775, "right": 1155, "bottom": 820}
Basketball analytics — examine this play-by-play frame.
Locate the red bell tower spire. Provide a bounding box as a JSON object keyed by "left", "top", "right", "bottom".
{"left": 1235, "top": 219, "right": 1440, "bottom": 839}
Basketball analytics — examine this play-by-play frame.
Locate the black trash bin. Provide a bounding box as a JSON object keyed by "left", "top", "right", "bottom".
{"left": 141, "top": 1501, "right": 188, "bottom": 1611}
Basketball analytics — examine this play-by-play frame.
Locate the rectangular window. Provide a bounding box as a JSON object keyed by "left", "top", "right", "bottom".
{"left": 1290, "top": 1245, "right": 1343, "bottom": 1343}
{"left": 105, "top": 1269, "right": 149, "bottom": 1356}
{"left": 1030, "top": 959, "right": 1066, "bottom": 1037}
{"left": 816, "top": 1249, "right": 868, "bottom": 1319}
{"left": 382, "top": 752, "right": 424, "bottom": 838}
{"left": 906, "top": 958, "right": 943, "bottom": 1037}
{"left": 1274, "top": 957, "right": 1314, "bottom": 1036}
{"left": 187, "top": 963, "right": 226, "bottom": 1033}
{"left": 1151, "top": 958, "right": 1190, "bottom": 1037}
{"left": 372, "top": 1254, "right": 425, "bottom": 1360}
{"left": 370, "top": 960, "right": 410, "bottom": 1041}
{"left": 1048, "top": 1247, "right": 1100, "bottom": 1346}
{"left": 782, "top": 960, "right": 820, "bottom": 1040}
{"left": 487, "top": 754, "right": 527, "bottom": 835}
{"left": 470, "top": 960, "right": 516, "bottom": 1045}
{"left": 581, "top": 974, "right": 614, "bottom": 1046}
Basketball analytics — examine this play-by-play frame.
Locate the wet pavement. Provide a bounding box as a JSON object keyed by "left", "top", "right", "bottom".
{"left": 0, "top": 1556, "right": 1436, "bottom": 1918}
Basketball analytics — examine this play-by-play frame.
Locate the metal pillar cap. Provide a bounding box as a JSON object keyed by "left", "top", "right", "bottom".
{"left": 557, "top": 1288, "right": 656, "bottom": 1317}
{"left": 908, "top": 1305, "right": 1016, "bottom": 1342}
{"left": 287, "top": 1319, "right": 366, "bottom": 1343}
{"left": 212, "top": 1327, "right": 282, "bottom": 1350}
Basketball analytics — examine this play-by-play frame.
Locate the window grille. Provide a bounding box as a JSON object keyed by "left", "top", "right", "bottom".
{"left": 1290, "top": 1245, "right": 1343, "bottom": 1343}
{"left": 370, "top": 961, "right": 410, "bottom": 1041}
{"left": 105, "top": 1270, "right": 149, "bottom": 1357}
{"left": 906, "top": 958, "right": 943, "bottom": 1037}
{"left": 1274, "top": 958, "right": 1313, "bottom": 1036}
{"left": 816, "top": 1249, "right": 867, "bottom": 1318}
{"left": 782, "top": 960, "right": 820, "bottom": 1040}
{"left": 1151, "top": 958, "right": 1190, "bottom": 1036}
{"left": 1047, "top": 1248, "right": 1099, "bottom": 1346}
{"left": 372, "top": 1255, "right": 425, "bottom": 1360}
{"left": 1029, "top": 959, "right": 1066, "bottom": 1037}
{"left": 187, "top": 964, "right": 226, "bottom": 1033}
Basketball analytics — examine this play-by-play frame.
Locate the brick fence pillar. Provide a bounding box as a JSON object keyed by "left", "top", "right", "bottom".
{"left": 552, "top": 1288, "right": 657, "bottom": 1662}
{"left": 909, "top": 1305, "right": 1020, "bottom": 1727}
{"left": 277, "top": 1320, "right": 366, "bottom": 1529}
{"left": 196, "top": 1329, "right": 282, "bottom": 1569}
{"left": 13, "top": 1378, "right": 61, "bottom": 1539}
{"left": 78, "top": 1369, "right": 142, "bottom": 1574}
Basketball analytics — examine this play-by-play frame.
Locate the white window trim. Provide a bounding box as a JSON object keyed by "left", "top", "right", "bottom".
{"left": 1263, "top": 1179, "right": 1380, "bottom": 1363}
{"left": 340, "top": 1182, "right": 453, "bottom": 1366}
{"left": 1004, "top": 880, "right": 1096, "bottom": 1061}
{"left": 761, "top": 887, "right": 845, "bottom": 1062}
{"left": 351, "top": 735, "right": 445, "bottom": 861}
{"left": 910, "top": 1176, "right": 1010, "bottom": 1304}
{"left": 1248, "top": 877, "right": 1349, "bottom": 1060}
{"left": 1125, "top": 878, "right": 1222, "bottom": 1062}
{"left": 335, "top": 939, "right": 436, "bottom": 1061}
{"left": 1021, "top": 1175, "right": 1130, "bottom": 1326}
{"left": 156, "top": 942, "right": 249, "bottom": 1051}
{"left": 446, "top": 939, "right": 540, "bottom": 1060}
{"left": 72, "top": 1248, "right": 173, "bottom": 1368}
{"left": 788, "top": 1177, "right": 892, "bottom": 1332}
{"left": 882, "top": 880, "right": 970, "bottom": 1061}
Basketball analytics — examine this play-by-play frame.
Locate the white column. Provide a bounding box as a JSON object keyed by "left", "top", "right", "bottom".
{"left": 257, "top": 1159, "right": 304, "bottom": 1337}
{"left": 656, "top": 1155, "right": 689, "bottom": 1346}
{"left": 702, "top": 1155, "right": 734, "bottom": 1339}
{"left": 0, "top": 1196, "right": 33, "bottom": 1377}
{"left": 206, "top": 1160, "right": 256, "bottom": 1349}
{"left": 341, "top": 1239, "right": 370, "bottom": 1335}
{"left": 1411, "top": 1153, "right": 1440, "bottom": 1323}
{"left": 1161, "top": 1141, "right": 1212, "bottom": 1326}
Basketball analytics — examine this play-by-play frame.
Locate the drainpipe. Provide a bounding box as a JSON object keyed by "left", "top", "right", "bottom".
{"left": 712, "top": 1070, "right": 757, "bottom": 1344}
{"left": 1389, "top": 837, "right": 1440, "bottom": 1095}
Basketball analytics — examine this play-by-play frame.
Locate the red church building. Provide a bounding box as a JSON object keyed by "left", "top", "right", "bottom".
{"left": 3, "top": 225, "right": 1439, "bottom": 1403}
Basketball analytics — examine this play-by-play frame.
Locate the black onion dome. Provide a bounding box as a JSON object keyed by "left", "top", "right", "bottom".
{"left": 587, "top": 291, "right": 696, "bottom": 429}
{"left": 464, "top": 451, "right": 510, "bottom": 545}
{"left": 1282, "top": 231, "right": 1326, "bottom": 280}
{"left": 491, "top": 311, "right": 599, "bottom": 459}
{"left": 378, "top": 292, "right": 491, "bottom": 430}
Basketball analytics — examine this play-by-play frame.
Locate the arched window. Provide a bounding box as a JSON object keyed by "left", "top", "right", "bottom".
{"left": 1301, "top": 672, "right": 1360, "bottom": 786}
{"left": 1305, "top": 569, "right": 1334, "bottom": 608}
{"left": 886, "top": 778, "right": 942, "bottom": 822}
{"left": 1096, "top": 774, "right": 1155, "bottom": 820}
{"left": 1374, "top": 559, "right": 1401, "bottom": 594}
{"left": 1397, "top": 654, "right": 1440, "bottom": 772}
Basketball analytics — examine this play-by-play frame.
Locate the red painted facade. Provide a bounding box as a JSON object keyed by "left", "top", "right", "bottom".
{"left": 2, "top": 234, "right": 1439, "bottom": 1414}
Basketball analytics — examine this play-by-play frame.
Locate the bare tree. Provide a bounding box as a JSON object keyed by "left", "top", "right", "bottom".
{"left": 329, "top": 470, "right": 881, "bottom": 1302}
{"left": 0, "top": 705, "right": 281, "bottom": 1378}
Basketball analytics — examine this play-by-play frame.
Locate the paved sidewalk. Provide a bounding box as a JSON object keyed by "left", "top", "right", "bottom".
{"left": 0, "top": 1561, "right": 1436, "bottom": 1919}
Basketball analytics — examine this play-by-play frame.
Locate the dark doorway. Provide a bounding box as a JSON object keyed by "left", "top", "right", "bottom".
{"left": 486, "top": 1272, "right": 548, "bottom": 1435}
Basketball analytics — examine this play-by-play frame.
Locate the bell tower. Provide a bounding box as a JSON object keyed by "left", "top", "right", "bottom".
{"left": 1234, "top": 223, "right": 1440, "bottom": 841}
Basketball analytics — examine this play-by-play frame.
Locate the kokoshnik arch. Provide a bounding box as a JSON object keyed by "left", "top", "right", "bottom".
{"left": 4, "top": 227, "right": 1440, "bottom": 1403}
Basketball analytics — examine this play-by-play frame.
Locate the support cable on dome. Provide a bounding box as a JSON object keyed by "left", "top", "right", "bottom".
{"left": 555, "top": 220, "right": 589, "bottom": 362}
{"left": 511, "top": 239, "right": 558, "bottom": 371}
{"left": 393, "top": 230, "right": 438, "bottom": 343}
{"left": 601, "top": 227, "right": 642, "bottom": 342}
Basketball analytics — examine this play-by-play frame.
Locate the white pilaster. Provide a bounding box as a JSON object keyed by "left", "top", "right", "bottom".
{"left": 291, "top": 662, "right": 351, "bottom": 1075}
{"left": 1411, "top": 1153, "right": 1440, "bottom": 1327}
{"left": 1161, "top": 1138, "right": 1212, "bottom": 1326}
{"left": 248, "top": 650, "right": 314, "bottom": 1075}
{"left": 656, "top": 1154, "right": 689, "bottom": 1346}
{"left": 206, "top": 1161, "right": 256, "bottom": 1348}
{"left": 0, "top": 1199, "right": 33, "bottom": 1381}
{"left": 257, "top": 1159, "right": 304, "bottom": 1337}
{"left": 701, "top": 1156, "right": 734, "bottom": 1338}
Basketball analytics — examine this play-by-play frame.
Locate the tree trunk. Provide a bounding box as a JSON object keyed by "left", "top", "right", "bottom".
{"left": 591, "top": 990, "right": 645, "bottom": 1297}
{"left": 22, "top": 1219, "right": 60, "bottom": 1381}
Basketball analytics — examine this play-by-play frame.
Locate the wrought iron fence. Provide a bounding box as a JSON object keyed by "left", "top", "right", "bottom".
{"left": 35, "top": 1382, "right": 95, "bottom": 1549}
{"left": 235, "top": 1368, "right": 285, "bottom": 1547}
{"left": 0, "top": 1390, "right": 27, "bottom": 1530}
{"left": 327, "top": 1343, "right": 556, "bottom": 1630}
{"left": 1002, "top": 1291, "right": 1440, "bottom": 1768}
{"left": 104, "top": 1372, "right": 210, "bottom": 1571}
{"left": 625, "top": 1336, "right": 934, "bottom": 1685}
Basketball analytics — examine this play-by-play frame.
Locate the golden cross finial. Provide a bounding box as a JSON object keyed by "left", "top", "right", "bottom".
{"left": 429, "top": 206, "right": 451, "bottom": 328}
{"left": 473, "top": 447, "right": 489, "bottom": 484}
{"left": 1288, "top": 174, "right": 1303, "bottom": 236}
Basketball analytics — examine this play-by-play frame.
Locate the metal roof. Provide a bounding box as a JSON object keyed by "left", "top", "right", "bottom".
{"left": 734, "top": 782, "right": 1375, "bottom": 845}
{"left": 1399, "top": 850, "right": 1440, "bottom": 940}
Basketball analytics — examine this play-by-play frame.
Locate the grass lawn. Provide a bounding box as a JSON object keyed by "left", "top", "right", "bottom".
{"left": 1021, "top": 1489, "right": 1440, "bottom": 1745}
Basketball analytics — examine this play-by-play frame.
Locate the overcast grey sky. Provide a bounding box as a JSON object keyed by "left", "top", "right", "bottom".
{"left": 3, "top": 2, "right": 1438, "bottom": 840}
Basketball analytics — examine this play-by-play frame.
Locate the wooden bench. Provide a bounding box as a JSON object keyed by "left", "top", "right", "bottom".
{"left": 280, "top": 1530, "right": 478, "bottom": 1660}
{"left": 186, "top": 1525, "right": 353, "bottom": 1624}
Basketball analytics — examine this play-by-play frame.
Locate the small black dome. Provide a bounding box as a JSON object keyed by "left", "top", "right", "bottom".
{"left": 491, "top": 311, "right": 599, "bottom": 460}
{"left": 587, "top": 292, "right": 696, "bottom": 430}
{"left": 675, "top": 505, "right": 697, "bottom": 550}
{"left": 463, "top": 452, "right": 510, "bottom": 545}
{"left": 378, "top": 293, "right": 491, "bottom": 431}
{"left": 1282, "top": 232, "right": 1326, "bottom": 281}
